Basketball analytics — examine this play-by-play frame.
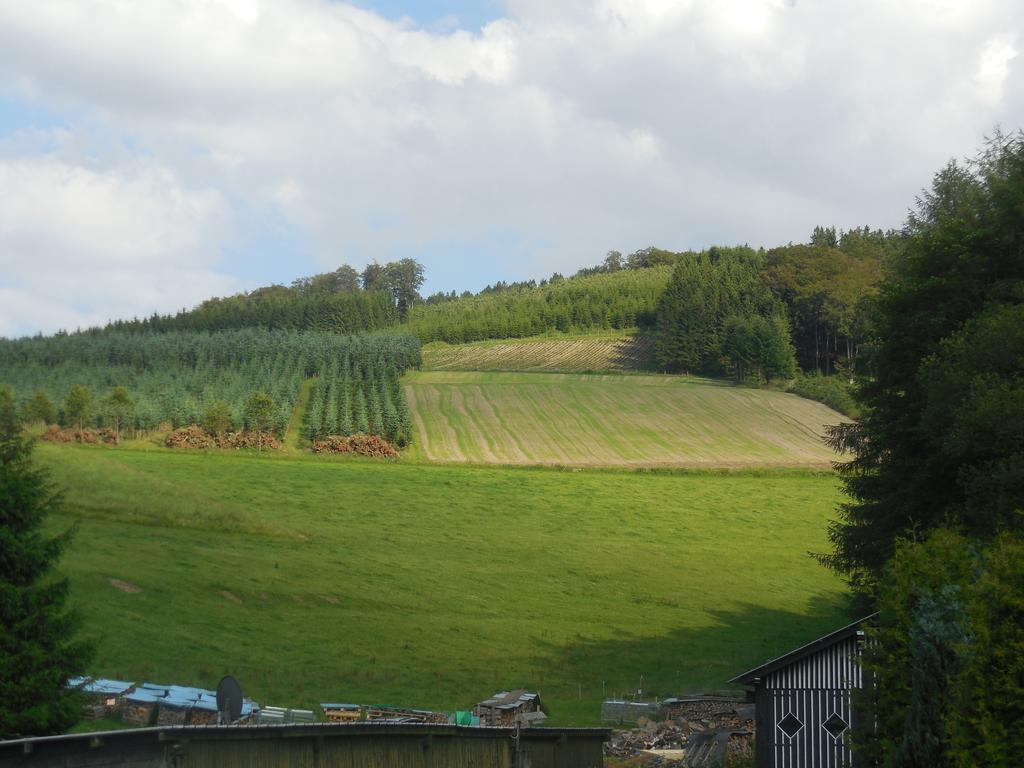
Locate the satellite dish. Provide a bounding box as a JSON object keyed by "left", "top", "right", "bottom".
{"left": 216, "top": 676, "right": 243, "bottom": 724}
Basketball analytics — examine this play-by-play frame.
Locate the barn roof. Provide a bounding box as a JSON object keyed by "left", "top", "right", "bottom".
{"left": 729, "top": 613, "right": 876, "bottom": 686}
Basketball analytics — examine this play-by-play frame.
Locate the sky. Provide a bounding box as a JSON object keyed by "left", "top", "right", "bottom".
{"left": 0, "top": 0, "right": 1022, "bottom": 337}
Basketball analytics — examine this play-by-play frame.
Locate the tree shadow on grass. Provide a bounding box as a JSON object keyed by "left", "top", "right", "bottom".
{"left": 527, "top": 593, "right": 855, "bottom": 706}
{"left": 611, "top": 334, "right": 656, "bottom": 371}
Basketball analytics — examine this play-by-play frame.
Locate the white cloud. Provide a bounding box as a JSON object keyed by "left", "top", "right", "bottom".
{"left": 0, "top": 0, "right": 1022, "bottom": 334}
{"left": 0, "top": 156, "right": 238, "bottom": 336}
{"left": 975, "top": 34, "right": 1018, "bottom": 105}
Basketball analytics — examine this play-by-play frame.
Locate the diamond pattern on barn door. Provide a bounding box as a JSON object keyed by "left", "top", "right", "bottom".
{"left": 822, "top": 712, "right": 849, "bottom": 739}
{"left": 777, "top": 712, "right": 803, "bottom": 738}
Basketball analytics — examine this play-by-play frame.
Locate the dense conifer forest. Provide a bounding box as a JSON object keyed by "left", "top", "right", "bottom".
{"left": 405, "top": 266, "right": 671, "bottom": 343}
{"left": 0, "top": 329, "right": 420, "bottom": 438}
{"left": 107, "top": 290, "right": 398, "bottom": 336}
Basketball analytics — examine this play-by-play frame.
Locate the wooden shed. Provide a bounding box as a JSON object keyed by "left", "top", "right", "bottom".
{"left": 730, "top": 615, "right": 875, "bottom": 768}
{"left": 474, "top": 690, "right": 545, "bottom": 727}
{"left": 68, "top": 678, "right": 135, "bottom": 719}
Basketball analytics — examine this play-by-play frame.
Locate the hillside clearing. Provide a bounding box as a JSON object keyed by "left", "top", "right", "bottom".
{"left": 37, "top": 443, "right": 847, "bottom": 725}
{"left": 403, "top": 371, "right": 847, "bottom": 467}
{"left": 421, "top": 333, "right": 655, "bottom": 373}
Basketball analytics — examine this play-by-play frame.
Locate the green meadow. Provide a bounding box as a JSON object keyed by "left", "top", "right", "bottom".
{"left": 38, "top": 442, "right": 849, "bottom": 725}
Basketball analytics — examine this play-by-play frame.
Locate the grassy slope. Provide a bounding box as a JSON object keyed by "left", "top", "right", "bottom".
{"left": 282, "top": 377, "right": 317, "bottom": 451}
{"left": 39, "top": 443, "right": 847, "bottom": 724}
{"left": 403, "top": 371, "right": 848, "bottom": 467}
{"left": 421, "top": 332, "right": 655, "bottom": 373}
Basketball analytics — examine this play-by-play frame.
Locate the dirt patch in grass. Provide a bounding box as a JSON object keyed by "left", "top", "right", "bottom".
{"left": 220, "top": 590, "right": 243, "bottom": 604}
{"left": 110, "top": 578, "right": 143, "bottom": 593}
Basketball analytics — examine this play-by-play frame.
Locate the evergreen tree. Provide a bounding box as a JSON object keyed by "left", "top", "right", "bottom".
{"left": 354, "top": 389, "right": 369, "bottom": 434}
{"left": 24, "top": 391, "right": 56, "bottom": 426}
{"left": 824, "top": 132, "right": 1024, "bottom": 590}
{"left": 0, "top": 385, "right": 17, "bottom": 440}
{"left": 396, "top": 397, "right": 413, "bottom": 447}
{"left": 655, "top": 258, "right": 712, "bottom": 372}
{"left": 0, "top": 434, "right": 93, "bottom": 738}
{"left": 339, "top": 373, "right": 354, "bottom": 437}
{"left": 324, "top": 380, "right": 339, "bottom": 436}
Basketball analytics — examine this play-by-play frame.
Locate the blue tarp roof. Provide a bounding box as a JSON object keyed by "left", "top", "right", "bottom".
{"left": 67, "top": 677, "right": 135, "bottom": 695}
{"left": 162, "top": 697, "right": 195, "bottom": 709}
{"left": 167, "top": 686, "right": 210, "bottom": 700}
{"left": 125, "top": 691, "right": 162, "bottom": 704}
{"left": 86, "top": 679, "right": 135, "bottom": 695}
{"left": 69, "top": 677, "right": 258, "bottom": 715}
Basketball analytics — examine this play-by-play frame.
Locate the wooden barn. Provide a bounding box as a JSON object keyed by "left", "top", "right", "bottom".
{"left": 730, "top": 615, "right": 875, "bottom": 768}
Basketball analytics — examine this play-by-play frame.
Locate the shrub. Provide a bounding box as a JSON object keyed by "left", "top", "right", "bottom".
{"left": 788, "top": 373, "right": 858, "bottom": 417}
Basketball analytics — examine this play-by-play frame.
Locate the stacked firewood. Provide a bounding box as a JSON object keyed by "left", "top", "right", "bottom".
{"left": 605, "top": 716, "right": 754, "bottom": 762}
{"left": 310, "top": 434, "right": 399, "bottom": 457}
{"left": 164, "top": 426, "right": 281, "bottom": 450}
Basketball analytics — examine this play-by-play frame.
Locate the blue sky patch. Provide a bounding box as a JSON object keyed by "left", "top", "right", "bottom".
{"left": 0, "top": 94, "right": 72, "bottom": 137}
{"left": 348, "top": 0, "right": 504, "bottom": 31}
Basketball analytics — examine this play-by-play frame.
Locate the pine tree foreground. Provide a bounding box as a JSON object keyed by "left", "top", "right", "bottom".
{"left": 0, "top": 432, "right": 92, "bottom": 739}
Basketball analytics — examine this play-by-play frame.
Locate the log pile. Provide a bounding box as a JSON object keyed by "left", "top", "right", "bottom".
{"left": 605, "top": 717, "right": 754, "bottom": 764}
{"left": 310, "top": 435, "right": 399, "bottom": 458}
{"left": 165, "top": 426, "right": 282, "bottom": 450}
{"left": 606, "top": 718, "right": 689, "bottom": 757}
{"left": 40, "top": 426, "right": 117, "bottom": 444}
{"left": 122, "top": 700, "right": 157, "bottom": 726}
{"left": 189, "top": 707, "right": 218, "bottom": 726}
{"left": 156, "top": 705, "right": 189, "bottom": 726}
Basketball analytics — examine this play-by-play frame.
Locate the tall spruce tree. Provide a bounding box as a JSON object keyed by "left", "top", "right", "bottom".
{"left": 824, "top": 131, "right": 1024, "bottom": 591}
{"left": 1, "top": 433, "right": 92, "bottom": 738}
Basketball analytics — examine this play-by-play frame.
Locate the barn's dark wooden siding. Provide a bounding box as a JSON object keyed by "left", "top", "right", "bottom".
{"left": 759, "top": 635, "right": 859, "bottom": 768}
{"left": 0, "top": 723, "right": 608, "bottom": 768}
{"left": 733, "top": 615, "right": 875, "bottom": 768}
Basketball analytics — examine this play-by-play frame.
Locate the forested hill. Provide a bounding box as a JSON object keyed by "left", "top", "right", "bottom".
{"left": 6, "top": 227, "right": 897, "bottom": 386}
{"left": 405, "top": 267, "right": 671, "bottom": 343}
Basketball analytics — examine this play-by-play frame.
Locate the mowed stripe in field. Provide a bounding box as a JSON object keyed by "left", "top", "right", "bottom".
{"left": 404, "top": 371, "right": 847, "bottom": 467}
{"left": 421, "top": 335, "right": 655, "bottom": 372}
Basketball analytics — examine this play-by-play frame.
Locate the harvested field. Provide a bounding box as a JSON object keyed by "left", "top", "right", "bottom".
{"left": 421, "top": 333, "right": 655, "bottom": 373}
{"left": 404, "top": 371, "right": 848, "bottom": 467}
